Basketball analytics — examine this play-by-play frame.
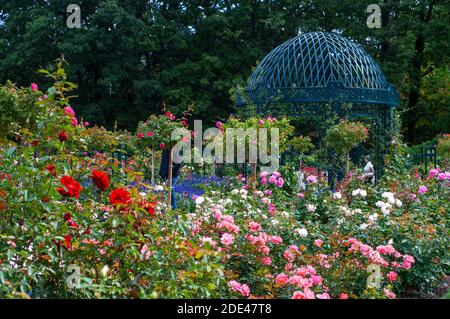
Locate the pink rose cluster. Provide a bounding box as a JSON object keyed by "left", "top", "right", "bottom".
{"left": 228, "top": 280, "right": 250, "bottom": 297}
{"left": 216, "top": 214, "right": 240, "bottom": 234}
{"left": 346, "top": 238, "right": 415, "bottom": 270}
{"left": 245, "top": 231, "right": 283, "bottom": 266}
{"left": 275, "top": 265, "right": 329, "bottom": 299}
{"left": 429, "top": 168, "right": 450, "bottom": 181}
{"left": 260, "top": 171, "right": 284, "bottom": 188}
{"left": 63, "top": 106, "right": 79, "bottom": 127}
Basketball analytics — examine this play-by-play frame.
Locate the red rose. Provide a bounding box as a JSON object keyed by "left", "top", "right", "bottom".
{"left": 139, "top": 199, "right": 156, "bottom": 216}
{"left": 109, "top": 188, "right": 132, "bottom": 206}
{"left": 90, "top": 170, "right": 110, "bottom": 191}
{"left": 64, "top": 235, "right": 72, "bottom": 250}
{"left": 147, "top": 131, "right": 154, "bottom": 137}
{"left": 31, "top": 140, "right": 39, "bottom": 146}
{"left": 159, "top": 143, "right": 165, "bottom": 149}
{"left": 137, "top": 132, "right": 144, "bottom": 139}
{"left": 57, "top": 176, "right": 82, "bottom": 199}
{"left": 58, "top": 131, "right": 67, "bottom": 142}
{"left": 45, "top": 163, "right": 56, "bottom": 176}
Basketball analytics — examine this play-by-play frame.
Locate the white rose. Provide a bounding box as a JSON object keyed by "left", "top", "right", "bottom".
{"left": 296, "top": 228, "right": 308, "bottom": 238}
{"left": 101, "top": 265, "right": 109, "bottom": 277}
{"left": 359, "top": 190, "right": 367, "bottom": 197}
{"left": 306, "top": 204, "right": 317, "bottom": 213}
{"left": 382, "top": 192, "right": 394, "bottom": 199}
{"left": 332, "top": 192, "right": 342, "bottom": 200}
{"left": 195, "top": 196, "right": 205, "bottom": 205}
{"left": 352, "top": 189, "right": 360, "bottom": 196}
{"left": 359, "top": 223, "right": 368, "bottom": 230}
{"left": 387, "top": 196, "right": 396, "bottom": 205}
{"left": 395, "top": 199, "right": 402, "bottom": 208}
{"left": 154, "top": 185, "right": 164, "bottom": 192}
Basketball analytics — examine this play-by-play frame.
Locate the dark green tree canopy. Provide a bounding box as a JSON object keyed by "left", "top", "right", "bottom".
{"left": 0, "top": 0, "right": 448, "bottom": 144}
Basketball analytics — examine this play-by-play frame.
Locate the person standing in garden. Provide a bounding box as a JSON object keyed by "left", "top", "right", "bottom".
{"left": 362, "top": 155, "right": 375, "bottom": 184}
{"left": 159, "top": 148, "right": 182, "bottom": 209}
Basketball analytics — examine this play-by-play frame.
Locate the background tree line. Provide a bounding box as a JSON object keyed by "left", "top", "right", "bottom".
{"left": 0, "top": 0, "right": 448, "bottom": 144}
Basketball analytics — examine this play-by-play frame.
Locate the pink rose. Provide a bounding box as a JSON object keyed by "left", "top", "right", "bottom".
{"left": 339, "top": 293, "right": 349, "bottom": 299}
{"left": 269, "top": 235, "right": 282, "bottom": 245}
{"left": 384, "top": 288, "right": 396, "bottom": 299}
{"left": 249, "top": 221, "right": 261, "bottom": 232}
{"left": 221, "top": 233, "right": 234, "bottom": 246}
{"left": 240, "top": 284, "right": 250, "bottom": 297}
{"left": 275, "top": 273, "right": 289, "bottom": 285}
{"left": 310, "top": 275, "right": 323, "bottom": 286}
{"left": 429, "top": 168, "right": 439, "bottom": 179}
{"left": 418, "top": 185, "right": 427, "bottom": 195}
{"left": 276, "top": 177, "right": 285, "bottom": 188}
{"left": 261, "top": 257, "right": 272, "bottom": 265}
{"left": 64, "top": 106, "right": 76, "bottom": 117}
{"left": 140, "top": 244, "right": 151, "bottom": 260}
{"left": 306, "top": 175, "right": 317, "bottom": 184}
{"left": 387, "top": 271, "right": 398, "bottom": 282}
{"left": 314, "top": 239, "right": 323, "bottom": 247}
{"left": 31, "top": 83, "right": 38, "bottom": 92}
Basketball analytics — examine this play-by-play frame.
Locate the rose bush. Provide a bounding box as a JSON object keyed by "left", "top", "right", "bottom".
{"left": 0, "top": 64, "right": 448, "bottom": 299}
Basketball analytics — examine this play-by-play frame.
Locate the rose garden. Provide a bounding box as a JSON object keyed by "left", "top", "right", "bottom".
{"left": 0, "top": 30, "right": 449, "bottom": 299}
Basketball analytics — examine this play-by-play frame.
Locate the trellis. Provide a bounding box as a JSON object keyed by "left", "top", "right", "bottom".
{"left": 236, "top": 31, "right": 399, "bottom": 182}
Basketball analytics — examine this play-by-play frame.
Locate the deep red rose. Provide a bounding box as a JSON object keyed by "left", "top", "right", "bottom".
{"left": 45, "top": 163, "right": 56, "bottom": 176}
{"left": 57, "top": 176, "right": 82, "bottom": 199}
{"left": 109, "top": 188, "right": 132, "bottom": 206}
{"left": 58, "top": 131, "right": 67, "bottom": 142}
{"left": 90, "top": 170, "right": 110, "bottom": 191}
{"left": 63, "top": 212, "right": 72, "bottom": 221}
{"left": 159, "top": 143, "right": 165, "bottom": 149}
{"left": 31, "top": 140, "right": 39, "bottom": 146}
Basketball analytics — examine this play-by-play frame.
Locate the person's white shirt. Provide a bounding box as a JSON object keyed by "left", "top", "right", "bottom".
{"left": 363, "top": 161, "right": 375, "bottom": 184}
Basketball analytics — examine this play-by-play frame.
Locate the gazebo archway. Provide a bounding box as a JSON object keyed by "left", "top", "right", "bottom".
{"left": 236, "top": 31, "right": 399, "bottom": 181}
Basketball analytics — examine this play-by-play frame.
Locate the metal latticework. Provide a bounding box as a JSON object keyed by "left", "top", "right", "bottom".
{"left": 237, "top": 31, "right": 400, "bottom": 182}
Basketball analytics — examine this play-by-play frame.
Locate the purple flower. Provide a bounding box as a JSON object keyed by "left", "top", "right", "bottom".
{"left": 418, "top": 185, "right": 428, "bottom": 195}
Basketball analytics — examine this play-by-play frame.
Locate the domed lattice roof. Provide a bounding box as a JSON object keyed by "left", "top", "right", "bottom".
{"left": 241, "top": 32, "right": 399, "bottom": 106}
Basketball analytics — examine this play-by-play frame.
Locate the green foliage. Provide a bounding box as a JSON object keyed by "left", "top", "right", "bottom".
{"left": 325, "top": 121, "right": 368, "bottom": 157}
{"left": 289, "top": 135, "right": 315, "bottom": 154}
{"left": 437, "top": 134, "right": 450, "bottom": 159}
{"left": 0, "top": 82, "right": 42, "bottom": 141}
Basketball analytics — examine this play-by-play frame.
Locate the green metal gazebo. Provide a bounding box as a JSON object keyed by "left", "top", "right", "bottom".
{"left": 236, "top": 31, "right": 400, "bottom": 181}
